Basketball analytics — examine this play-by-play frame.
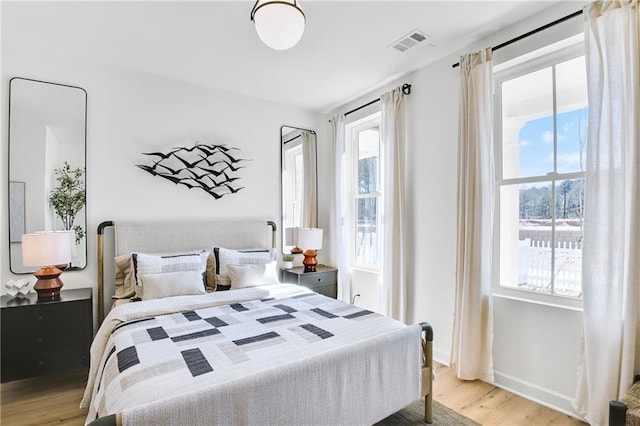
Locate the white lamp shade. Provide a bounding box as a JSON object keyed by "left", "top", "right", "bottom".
{"left": 22, "top": 231, "right": 72, "bottom": 267}
{"left": 285, "top": 227, "right": 299, "bottom": 245}
{"left": 253, "top": 1, "right": 305, "bottom": 50}
{"left": 297, "top": 228, "right": 323, "bottom": 250}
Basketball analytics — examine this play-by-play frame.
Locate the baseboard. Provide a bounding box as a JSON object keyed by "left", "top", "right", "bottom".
{"left": 433, "top": 348, "right": 449, "bottom": 366}
{"left": 493, "top": 371, "right": 585, "bottom": 421}
{"left": 431, "top": 351, "right": 585, "bottom": 422}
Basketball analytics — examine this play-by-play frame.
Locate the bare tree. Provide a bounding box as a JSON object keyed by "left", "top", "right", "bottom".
{"left": 576, "top": 110, "right": 588, "bottom": 236}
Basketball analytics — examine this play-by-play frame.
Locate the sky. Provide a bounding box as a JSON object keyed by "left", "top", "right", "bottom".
{"left": 518, "top": 106, "right": 589, "bottom": 178}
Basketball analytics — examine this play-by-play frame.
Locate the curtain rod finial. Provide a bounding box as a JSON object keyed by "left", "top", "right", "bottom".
{"left": 402, "top": 83, "right": 411, "bottom": 95}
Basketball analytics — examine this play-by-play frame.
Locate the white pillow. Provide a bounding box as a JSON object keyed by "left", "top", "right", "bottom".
{"left": 132, "top": 251, "right": 208, "bottom": 298}
{"left": 213, "top": 247, "right": 276, "bottom": 287}
{"left": 140, "top": 270, "right": 206, "bottom": 300}
{"left": 227, "top": 261, "right": 280, "bottom": 289}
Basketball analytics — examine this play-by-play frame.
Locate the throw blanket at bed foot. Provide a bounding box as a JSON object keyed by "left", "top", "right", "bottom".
{"left": 82, "top": 284, "right": 422, "bottom": 426}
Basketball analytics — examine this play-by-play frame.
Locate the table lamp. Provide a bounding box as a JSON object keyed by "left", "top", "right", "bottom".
{"left": 285, "top": 227, "right": 303, "bottom": 254}
{"left": 297, "top": 228, "right": 323, "bottom": 272}
{"left": 22, "top": 231, "right": 72, "bottom": 300}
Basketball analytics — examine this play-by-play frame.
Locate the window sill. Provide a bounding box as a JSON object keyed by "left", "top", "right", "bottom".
{"left": 493, "top": 288, "right": 583, "bottom": 312}
{"left": 349, "top": 265, "right": 381, "bottom": 274}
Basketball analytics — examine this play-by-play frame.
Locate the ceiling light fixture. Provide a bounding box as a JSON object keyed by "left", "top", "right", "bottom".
{"left": 250, "top": 0, "right": 305, "bottom": 50}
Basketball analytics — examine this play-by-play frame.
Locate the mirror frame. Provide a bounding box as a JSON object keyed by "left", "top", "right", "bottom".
{"left": 8, "top": 77, "right": 88, "bottom": 273}
{"left": 280, "top": 125, "right": 318, "bottom": 255}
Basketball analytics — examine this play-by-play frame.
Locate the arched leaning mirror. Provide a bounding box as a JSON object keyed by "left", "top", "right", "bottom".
{"left": 8, "top": 77, "right": 87, "bottom": 273}
{"left": 281, "top": 126, "right": 317, "bottom": 254}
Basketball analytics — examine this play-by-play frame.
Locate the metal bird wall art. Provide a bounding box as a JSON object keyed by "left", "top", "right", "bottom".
{"left": 136, "top": 142, "right": 250, "bottom": 199}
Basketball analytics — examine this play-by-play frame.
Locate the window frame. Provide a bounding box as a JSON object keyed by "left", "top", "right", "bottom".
{"left": 346, "top": 112, "right": 383, "bottom": 271}
{"left": 493, "top": 42, "right": 586, "bottom": 308}
{"left": 282, "top": 141, "right": 304, "bottom": 230}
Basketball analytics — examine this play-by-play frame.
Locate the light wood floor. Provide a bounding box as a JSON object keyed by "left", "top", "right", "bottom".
{"left": 1, "top": 368, "right": 88, "bottom": 426}
{"left": 1, "top": 364, "right": 587, "bottom": 425}
{"left": 433, "top": 363, "right": 586, "bottom": 425}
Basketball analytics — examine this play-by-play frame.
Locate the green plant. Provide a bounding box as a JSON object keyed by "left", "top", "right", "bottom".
{"left": 49, "top": 161, "right": 85, "bottom": 245}
{"left": 282, "top": 254, "right": 295, "bottom": 262}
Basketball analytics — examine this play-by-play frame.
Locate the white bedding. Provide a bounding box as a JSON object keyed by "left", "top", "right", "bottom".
{"left": 82, "top": 283, "right": 422, "bottom": 425}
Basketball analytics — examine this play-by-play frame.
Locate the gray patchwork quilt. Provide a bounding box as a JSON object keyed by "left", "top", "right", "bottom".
{"left": 82, "top": 284, "right": 421, "bottom": 426}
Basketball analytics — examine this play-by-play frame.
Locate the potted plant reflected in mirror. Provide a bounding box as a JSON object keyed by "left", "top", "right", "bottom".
{"left": 282, "top": 254, "right": 295, "bottom": 269}
{"left": 49, "top": 161, "right": 85, "bottom": 267}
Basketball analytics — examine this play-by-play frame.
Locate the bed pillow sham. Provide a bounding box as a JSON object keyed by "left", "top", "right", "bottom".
{"left": 227, "top": 261, "right": 279, "bottom": 290}
{"left": 131, "top": 251, "right": 208, "bottom": 299}
{"left": 114, "top": 254, "right": 136, "bottom": 299}
{"left": 205, "top": 254, "right": 217, "bottom": 292}
{"left": 212, "top": 247, "right": 276, "bottom": 289}
{"left": 139, "top": 270, "right": 206, "bottom": 300}
{"left": 114, "top": 250, "right": 209, "bottom": 300}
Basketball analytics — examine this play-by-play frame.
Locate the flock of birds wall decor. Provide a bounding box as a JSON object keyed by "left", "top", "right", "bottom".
{"left": 137, "top": 142, "right": 250, "bottom": 199}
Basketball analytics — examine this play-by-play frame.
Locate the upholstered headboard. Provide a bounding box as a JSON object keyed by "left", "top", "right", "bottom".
{"left": 96, "top": 219, "right": 276, "bottom": 322}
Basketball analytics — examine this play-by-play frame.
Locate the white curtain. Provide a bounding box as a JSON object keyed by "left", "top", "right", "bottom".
{"left": 380, "top": 87, "right": 407, "bottom": 323}
{"left": 574, "top": 2, "right": 639, "bottom": 425}
{"left": 301, "top": 130, "right": 317, "bottom": 228}
{"left": 330, "top": 115, "right": 351, "bottom": 303}
{"left": 450, "top": 48, "right": 495, "bottom": 382}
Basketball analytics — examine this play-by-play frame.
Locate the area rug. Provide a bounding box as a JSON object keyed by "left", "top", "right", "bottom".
{"left": 375, "top": 399, "right": 480, "bottom": 426}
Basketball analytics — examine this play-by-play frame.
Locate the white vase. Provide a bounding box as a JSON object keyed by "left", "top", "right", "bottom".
{"left": 283, "top": 261, "right": 293, "bottom": 269}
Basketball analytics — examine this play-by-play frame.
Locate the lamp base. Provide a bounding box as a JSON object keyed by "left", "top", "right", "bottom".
{"left": 33, "top": 266, "right": 64, "bottom": 301}
{"left": 302, "top": 249, "right": 318, "bottom": 273}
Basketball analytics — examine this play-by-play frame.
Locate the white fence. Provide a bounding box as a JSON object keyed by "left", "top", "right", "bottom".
{"left": 517, "top": 238, "right": 582, "bottom": 297}
{"left": 356, "top": 228, "right": 378, "bottom": 265}
{"left": 355, "top": 221, "right": 583, "bottom": 297}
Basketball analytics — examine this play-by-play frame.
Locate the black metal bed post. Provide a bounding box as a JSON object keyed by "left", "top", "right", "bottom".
{"left": 420, "top": 322, "right": 434, "bottom": 423}
{"left": 97, "top": 221, "right": 114, "bottom": 323}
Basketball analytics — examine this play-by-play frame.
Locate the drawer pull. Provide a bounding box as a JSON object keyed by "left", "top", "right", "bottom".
{"left": 38, "top": 359, "right": 45, "bottom": 366}
{"left": 37, "top": 315, "right": 44, "bottom": 321}
{"left": 317, "top": 278, "right": 323, "bottom": 282}
{"left": 37, "top": 337, "right": 44, "bottom": 344}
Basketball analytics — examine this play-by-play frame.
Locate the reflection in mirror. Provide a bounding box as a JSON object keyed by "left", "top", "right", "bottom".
{"left": 281, "top": 126, "right": 317, "bottom": 254}
{"left": 9, "top": 78, "right": 87, "bottom": 273}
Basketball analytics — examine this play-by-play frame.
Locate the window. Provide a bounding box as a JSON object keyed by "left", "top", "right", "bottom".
{"left": 496, "top": 46, "right": 587, "bottom": 299}
{"left": 283, "top": 142, "right": 304, "bottom": 229}
{"left": 347, "top": 113, "right": 382, "bottom": 269}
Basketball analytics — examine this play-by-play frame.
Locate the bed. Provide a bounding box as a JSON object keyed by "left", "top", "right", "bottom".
{"left": 82, "top": 219, "right": 433, "bottom": 425}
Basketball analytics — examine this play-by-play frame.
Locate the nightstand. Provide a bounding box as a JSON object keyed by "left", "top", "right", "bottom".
{"left": 0, "top": 287, "right": 93, "bottom": 383}
{"left": 280, "top": 265, "right": 337, "bottom": 298}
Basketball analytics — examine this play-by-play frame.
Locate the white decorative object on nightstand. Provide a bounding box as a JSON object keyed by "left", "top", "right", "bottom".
{"left": 5, "top": 279, "right": 32, "bottom": 298}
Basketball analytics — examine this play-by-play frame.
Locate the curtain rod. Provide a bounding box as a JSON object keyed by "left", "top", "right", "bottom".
{"left": 331, "top": 83, "right": 412, "bottom": 121}
{"left": 283, "top": 129, "right": 316, "bottom": 144}
{"left": 451, "top": 9, "right": 583, "bottom": 68}
{"left": 283, "top": 134, "right": 301, "bottom": 144}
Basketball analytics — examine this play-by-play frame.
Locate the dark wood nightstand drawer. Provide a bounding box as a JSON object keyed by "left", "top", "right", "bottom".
{"left": 2, "top": 302, "right": 85, "bottom": 352}
{"left": 1, "top": 347, "right": 89, "bottom": 382}
{"left": 280, "top": 265, "right": 338, "bottom": 299}
{"left": 1, "top": 288, "right": 93, "bottom": 383}
{"left": 298, "top": 270, "right": 337, "bottom": 288}
{"left": 310, "top": 284, "right": 338, "bottom": 299}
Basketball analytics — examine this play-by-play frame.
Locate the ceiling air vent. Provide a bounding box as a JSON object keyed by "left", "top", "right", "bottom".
{"left": 390, "top": 30, "right": 432, "bottom": 53}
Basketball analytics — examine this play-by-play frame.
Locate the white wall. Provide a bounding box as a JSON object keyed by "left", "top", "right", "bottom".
{"left": 328, "top": 2, "right": 586, "bottom": 419}
{"left": 0, "top": 29, "right": 326, "bottom": 320}
{"left": 2, "top": 1, "right": 619, "bottom": 419}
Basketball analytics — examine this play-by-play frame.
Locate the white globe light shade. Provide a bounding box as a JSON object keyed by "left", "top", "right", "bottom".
{"left": 253, "top": 2, "right": 305, "bottom": 50}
